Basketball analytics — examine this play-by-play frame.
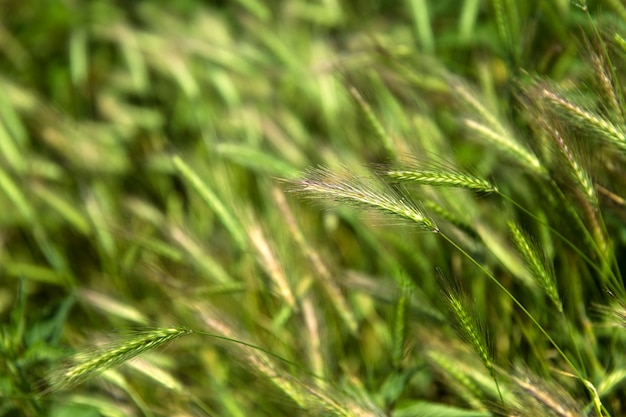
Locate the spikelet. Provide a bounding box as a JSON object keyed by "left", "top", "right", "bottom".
{"left": 295, "top": 166, "right": 438, "bottom": 232}
{"left": 450, "top": 78, "right": 547, "bottom": 176}
{"left": 47, "top": 327, "right": 192, "bottom": 392}
{"left": 508, "top": 221, "right": 562, "bottom": 312}
{"left": 510, "top": 369, "right": 583, "bottom": 417}
{"left": 386, "top": 168, "right": 497, "bottom": 193}
{"left": 438, "top": 271, "right": 495, "bottom": 383}
{"left": 540, "top": 87, "right": 626, "bottom": 152}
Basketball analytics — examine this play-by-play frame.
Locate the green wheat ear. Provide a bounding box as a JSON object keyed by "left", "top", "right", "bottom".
{"left": 385, "top": 167, "right": 497, "bottom": 193}
{"left": 508, "top": 221, "right": 562, "bottom": 312}
{"left": 437, "top": 270, "right": 502, "bottom": 403}
{"left": 295, "top": 166, "right": 439, "bottom": 232}
{"left": 46, "top": 327, "right": 193, "bottom": 393}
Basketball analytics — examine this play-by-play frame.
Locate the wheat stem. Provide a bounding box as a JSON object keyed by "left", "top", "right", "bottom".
{"left": 497, "top": 190, "right": 622, "bottom": 293}
{"left": 439, "top": 233, "right": 584, "bottom": 381}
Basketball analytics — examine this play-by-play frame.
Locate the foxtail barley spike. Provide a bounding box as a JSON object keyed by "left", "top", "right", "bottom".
{"left": 297, "top": 167, "right": 438, "bottom": 232}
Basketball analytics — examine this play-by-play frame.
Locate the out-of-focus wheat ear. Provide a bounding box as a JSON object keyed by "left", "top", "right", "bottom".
{"left": 590, "top": 50, "right": 623, "bottom": 121}
{"left": 510, "top": 370, "right": 583, "bottom": 417}
{"left": 464, "top": 118, "right": 547, "bottom": 177}
{"left": 450, "top": 78, "right": 504, "bottom": 134}
{"left": 349, "top": 86, "right": 396, "bottom": 158}
{"left": 386, "top": 168, "right": 497, "bottom": 193}
{"left": 507, "top": 221, "right": 562, "bottom": 312}
{"left": 244, "top": 214, "right": 297, "bottom": 310}
{"left": 391, "top": 279, "right": 409, "bottom": 369}
{"left": 172, "top": 155, "right": 247, "bottom": 250}
{"left": 596, "top": 295, "right": 626, "bottom": 328}
{"left": 293, "top": 166, "right": 438, "bottom": 232}
{"left": 168, "top": 224, "right": 235, "bottom": 284}
{"left": 423, "top": 200, "right": 480, "bottom": 241}
{"left": 425, "top": 350, "right": 488, "bottom": 411}
{"left": 193, "top": 306, "right": 310, "bottom": 409}
{"left": 195, "top": 306, "right": 384, "bottom": 416}
{"left": 46, "top": 327, "right": 193, "bottom": 393}
{"left": 300, "top": 296, "right": 325, "bottom": 380}
{"left": 540, "top": 87, "right": 626, "bottom": 153}
{"left": 449, "top": 77, "right": 547, "bottom": 176}
{"left": 272, "top": 185, "right": 358, "bottom": 334}
{"left": 491, "top": 0, "right": 521, "bottom": 66}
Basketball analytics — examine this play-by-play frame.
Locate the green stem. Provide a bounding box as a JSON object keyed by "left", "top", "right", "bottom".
{"left": 439, "top": 232, "right": 584, "bottom": 381}
{"left": 498, "top": 190, "right": 623, "bottom": 296}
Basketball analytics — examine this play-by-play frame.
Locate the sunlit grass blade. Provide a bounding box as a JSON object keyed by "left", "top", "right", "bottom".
{"left": 172, "top": 155, "right": 246, "bottom": 250}
{"left": 407, "top": 0, "right": 435, "bottom": 54}
{"left": 272, "top": 185, "right": 358, "bottom": 334}
{"left": 0, "top": 166, "right": 33, "bottom": 222}
{"left": 32, "top": 183, "right": 90, "bottom": 235}
{"left": 244, "top": 216, "right": 297, "bottom": 309}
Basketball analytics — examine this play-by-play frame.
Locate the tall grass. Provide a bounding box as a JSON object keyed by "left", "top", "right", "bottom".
{"left": 1, "top": 1, "right": 626, "bottom": 416}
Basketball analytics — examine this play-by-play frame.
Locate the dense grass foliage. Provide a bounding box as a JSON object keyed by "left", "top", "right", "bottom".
{"left": 2, "top": 0, "right": 626, "bottom": 416}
